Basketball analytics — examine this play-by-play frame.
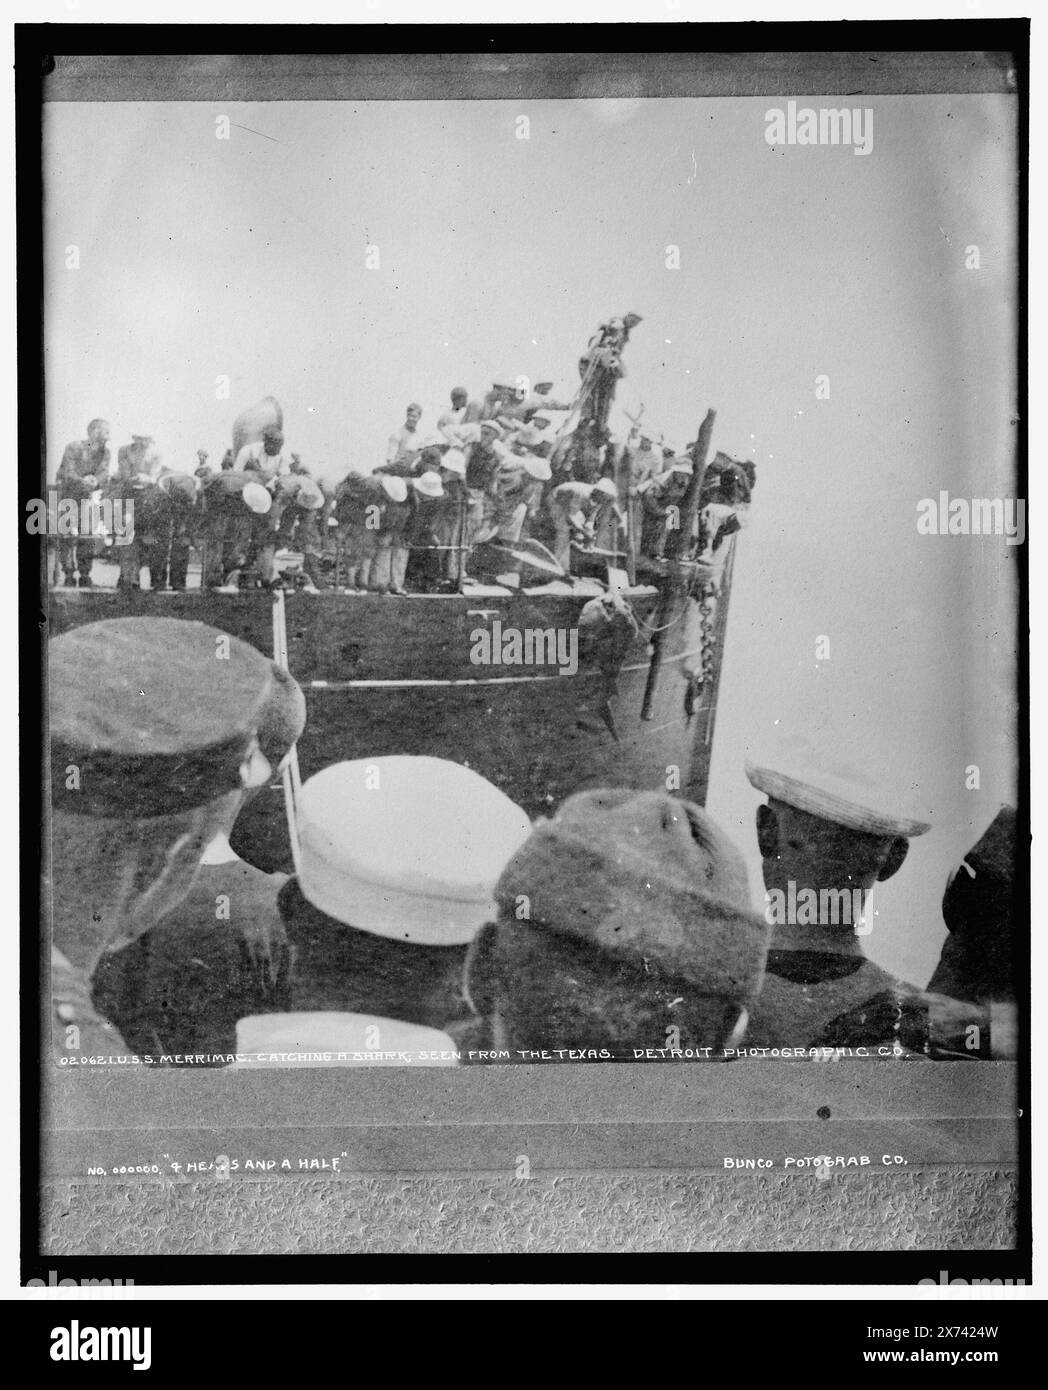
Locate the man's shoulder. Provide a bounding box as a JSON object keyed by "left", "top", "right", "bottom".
{"left": 59, "top": 439, "right": 87, "bottom": 467}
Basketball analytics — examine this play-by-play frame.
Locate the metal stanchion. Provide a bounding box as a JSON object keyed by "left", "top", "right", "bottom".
{"left": 271, "top": 587, "right": 303, "bottom": 877}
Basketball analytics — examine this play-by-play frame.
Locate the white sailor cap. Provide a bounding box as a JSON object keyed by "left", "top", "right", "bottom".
{"left": 440, "top": 448, "right": 467, "bottom": 476}
{"left": 297, "top": 757, "right": 533, "bottom": 945}
{"left": 378, "top": 474, "right": 408, "bottom": 502}
{"left": 234, "top": 1012, "right": 459, "bottom": 1066}
{"left": 242, "top": 481, "right": 273, "bottom": 514}
{"left": 745, "top": 733, "right": 932, "bottom": 839}
{"left": 520, "top": 453, "right": 552, "bottom": 481}
{"left": 413, "top": 470, "right": 445, "bottom": 498}
{"left": 294, "top": 478, "right": 325, "bottom": 510}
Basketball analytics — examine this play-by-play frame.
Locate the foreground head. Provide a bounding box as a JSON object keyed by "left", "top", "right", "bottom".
{"left": 87, "top": 418, "right": 110, "bottom": 446}
{"left": 49, "top": 618, "right": 281, "bottom": 958}
{"left": 928, "top": 805, "right": 1017, "bottom": 1003}
{"left": 405, "top": 403, "right": 423, "bottom": 428}
{"left": 280, "top": 758, "right": 532, "bottom": 1027}
{"left": 464, "top": 789, "right": 771, "bottom": 1054}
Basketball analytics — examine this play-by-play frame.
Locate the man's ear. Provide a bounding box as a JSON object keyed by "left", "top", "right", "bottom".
{"left": 463, "top": 922, "right": 501, "bottom": 1017}
{"left": 877, "top": 837, "right": 909, "bottom": 882}
{"left": 756, "top": 803, "right": 778, "bottom": 859}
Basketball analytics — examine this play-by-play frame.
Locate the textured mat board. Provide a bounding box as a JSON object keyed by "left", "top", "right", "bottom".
{"left": 40, "top": 1169, "right": 1020, "bottom": 1256}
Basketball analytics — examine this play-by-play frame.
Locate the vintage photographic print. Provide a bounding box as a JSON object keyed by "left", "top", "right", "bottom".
{"left": 26, "top": 29, "right": 1027, "bottom": 1270}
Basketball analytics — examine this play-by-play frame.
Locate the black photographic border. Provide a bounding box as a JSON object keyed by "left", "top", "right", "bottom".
{"left": 19, "top": 18, "right": 1031, "bottom": 1286}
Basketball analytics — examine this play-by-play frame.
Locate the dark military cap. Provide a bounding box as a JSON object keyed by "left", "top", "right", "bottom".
{"left": 49, "top": 618, "right": 277, "bottom": 818}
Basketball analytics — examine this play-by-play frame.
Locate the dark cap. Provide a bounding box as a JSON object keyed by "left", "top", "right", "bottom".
{"left": 49, "top": 618, "right": 278, "bottom": 818}
{"left": 495, "top": 789, "right": 770, "bottom": 1009}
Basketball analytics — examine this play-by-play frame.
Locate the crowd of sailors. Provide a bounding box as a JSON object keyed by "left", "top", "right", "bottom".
{"left": 50, "top": 388, "right": 754, "bottom": 593}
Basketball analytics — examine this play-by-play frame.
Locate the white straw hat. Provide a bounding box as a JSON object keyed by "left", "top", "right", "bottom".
{"left": 413, "top": 470, "right": 445, "bottom": 498}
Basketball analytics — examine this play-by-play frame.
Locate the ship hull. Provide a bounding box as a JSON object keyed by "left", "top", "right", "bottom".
{"left": 46, "top": 554, "right": 736, "bottom": 819}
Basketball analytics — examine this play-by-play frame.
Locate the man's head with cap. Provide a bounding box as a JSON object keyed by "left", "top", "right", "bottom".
{"left": 463, "top": 789, "right": 771, "bottom": 1055}
{"left": 417, "top": 442, "right": 446, "bottom": 471}
{"left": 520, "top": 454, "right": 552, "bottom": 482}
{"left": 48, "top": 618, "right": 289, "bottom": 965}
{"left": 378, "top": 474, "right": 408, "bottom": 503}
{"left": 157, "top": 472, "right": 199, "bottom": 506}
{"left": 927, "top": 805, "right": 1017, "bottom": 1004}
{"left": 280, "top": 758, "right": 532, "bottom": 1029}
{"left": 745, "top": 731, "right": 931, "bottom": 929}
{"left": 440, "top": 448, "right": 467, "bottom": 478}
{"left": 414, "top": 471, "right": 445, "bottom": 499}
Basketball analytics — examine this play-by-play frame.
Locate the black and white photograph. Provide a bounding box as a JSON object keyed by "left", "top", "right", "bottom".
{"left": 20, "top": 20, "right": 1029, "bottom": 1293}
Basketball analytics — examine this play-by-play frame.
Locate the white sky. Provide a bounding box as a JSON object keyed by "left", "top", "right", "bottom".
{"left": 43, "top": 93, "right": 1019, "bottom": 984}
